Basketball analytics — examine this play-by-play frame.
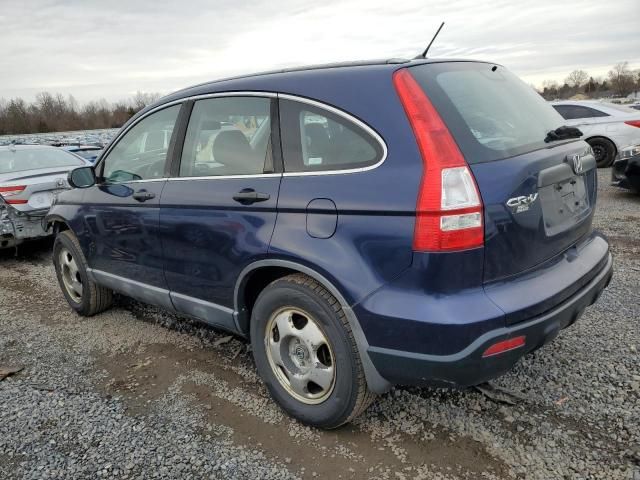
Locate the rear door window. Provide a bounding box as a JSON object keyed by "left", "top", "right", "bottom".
{"left": 279, "top": 99, "right": 383, "bottom": 173}
{"left": 409, "top": 62, "right": 567, "bottom": 164}
{"left": 179, "top": 96, "right": 272, "bottom": 177}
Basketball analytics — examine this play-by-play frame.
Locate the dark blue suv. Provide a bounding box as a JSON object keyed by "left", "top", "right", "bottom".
{"left": 47, "top": 59, "right": 613, "bottom": 428}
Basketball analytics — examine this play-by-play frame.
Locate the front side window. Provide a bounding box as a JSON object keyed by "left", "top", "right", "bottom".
{"left": 179, "top": 96, "right": 272, "bottom": 177}
{"left": 280, "top": 99, "right": 383, "bottom": 173}
{"left": 102, "top": 105, "right": 180, "bottom": 183}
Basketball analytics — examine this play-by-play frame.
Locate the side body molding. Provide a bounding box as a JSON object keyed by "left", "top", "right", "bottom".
{"left": 234, "top": 259, "right": 392, "bottom": 393}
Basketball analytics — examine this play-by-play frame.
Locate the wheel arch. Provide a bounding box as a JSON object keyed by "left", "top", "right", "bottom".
{"left": 234, "top": 259, "right": 391, "bottom": 393}
{"left": 45, "top": 214, "right": 71, "bottom": 235}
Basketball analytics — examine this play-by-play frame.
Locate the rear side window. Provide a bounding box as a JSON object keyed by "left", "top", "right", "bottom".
{"left": 553, "top": 105, "right": 609, "bottom": 120}
{"left": 409, "top": 63, "right": 567, "bottom": 164}
{"left": 179, "top": 96, "right": 272, "bottom": 177}
{"left": 280, "top": 99, "right": 383, "bottom": 173}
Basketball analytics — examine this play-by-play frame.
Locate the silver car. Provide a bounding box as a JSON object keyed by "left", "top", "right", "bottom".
{"left": 0, "top": 144, "right": 88, "bottom": 249}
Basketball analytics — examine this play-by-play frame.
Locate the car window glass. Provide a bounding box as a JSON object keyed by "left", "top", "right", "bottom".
{"left": 180, "top": 97, "right": 271, "bottom": 177}
{"left": 410, "top": 63, "right": 567, "bottom": 164}
{"left": 280, "top": 99, "right": 382, "bottom": 173}
{"left": 553, "top": 105, "right": 609, "bottom": 120}
{"left": 102, "top": 105, "right": 180, "bottom": 183}
{"left": 0, "top": 148, "right": 84, "bottom": 174}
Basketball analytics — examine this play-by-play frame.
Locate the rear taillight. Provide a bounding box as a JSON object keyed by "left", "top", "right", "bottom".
{"left": 624, "top": 120, "right": 640, "bottom": 128}
{"left": 393, "top": 68, "right": 483, "bottom": 252}
{"left": 0, "top": 185, "right": 27, "bottom": 205}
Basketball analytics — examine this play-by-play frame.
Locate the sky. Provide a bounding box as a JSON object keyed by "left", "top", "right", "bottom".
{"left": 1, "top": 0, "right": 639, "bottom": 104}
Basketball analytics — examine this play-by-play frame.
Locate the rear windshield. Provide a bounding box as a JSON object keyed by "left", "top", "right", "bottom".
{"left": 0, "top": 148, "right": 85, "bottom": 174}
{"left": 409, "top": 62, "right": 566, "bottom": 164}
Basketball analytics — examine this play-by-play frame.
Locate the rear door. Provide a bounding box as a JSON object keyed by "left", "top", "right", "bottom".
{"left": 409, "top": 62, "right": 597, "bottom": 282}
{"left": 80, "top": 104, "right": 181, "bottom": 305}
{"left": 159, "top": 95, "right": 281, "bottom": 330}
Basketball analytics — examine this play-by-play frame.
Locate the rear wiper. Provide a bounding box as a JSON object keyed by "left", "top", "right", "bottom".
{"left": 544, "top": 126, "right": 583, "bottom": 143}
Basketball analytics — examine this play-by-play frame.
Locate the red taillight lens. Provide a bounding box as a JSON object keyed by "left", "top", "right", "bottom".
{"left": 393, "top": 68, "right": 483, "bottom": 251}
{"left": 624, "top": 120, "right": 640, "bottom": 128}
{"left": 0, "top": 185, "right": 27, "bottom": 204}
{"left": 482, "top": 336, "right": 526, "bottom": 358}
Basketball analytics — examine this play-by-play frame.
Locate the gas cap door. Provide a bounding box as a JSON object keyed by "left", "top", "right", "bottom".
{"left": 306, "top": 198, "right": 337, "bottom": 239}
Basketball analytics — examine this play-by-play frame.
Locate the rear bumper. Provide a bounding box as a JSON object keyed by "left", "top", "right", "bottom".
{"left": 0, "top": 207, "right": 50, "bottom": 248}
{"left": 366, "top": 248, "right": 613, "bottom": 388}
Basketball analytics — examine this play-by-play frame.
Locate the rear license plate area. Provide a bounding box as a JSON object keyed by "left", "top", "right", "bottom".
{"left": 540, "top": 175, "right": 590, "bottom": 236}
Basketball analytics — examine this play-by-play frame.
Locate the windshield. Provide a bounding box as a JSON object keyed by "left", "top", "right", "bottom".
{"left": 409, "top": 62, "right": 567, "bottom": 164}
{"left": 0, "top": 148, "right": 85, "bottom": 174}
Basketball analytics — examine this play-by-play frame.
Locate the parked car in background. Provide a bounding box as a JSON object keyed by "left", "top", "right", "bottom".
{"left": 47, "top": 59, "right": 612, "bottom": 428}
{"left": 551, "top": 100, "right": 640, "bottom": 167}
{"left": 611, "top": 145, "right": 640, "bottom": 193}
{"left": 61, "top": 145, "right": 104, "bottom": 163}
{"left": 628, "top": 103, "right": 640, "bottom": 111}
{"left": 0, "top": 145, "right": 88, "bottom": 249}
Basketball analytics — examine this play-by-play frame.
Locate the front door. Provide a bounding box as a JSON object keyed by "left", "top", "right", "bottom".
{"left": 160, "top": 95, "right": 281, "bottom": 330}
{"left": 81, "top": 104, "right": 182, "bottom": 307}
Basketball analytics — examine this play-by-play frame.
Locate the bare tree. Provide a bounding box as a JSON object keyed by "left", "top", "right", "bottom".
{"left": 608, "top": 62, "right": 635, "bottom": 97}
{"left": 565, "top": 70, "right": 588, "bottom": 90}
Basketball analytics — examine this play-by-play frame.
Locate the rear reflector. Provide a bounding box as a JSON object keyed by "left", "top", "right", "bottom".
{"left": 393, "top": 68, "right": 483, "bottom": 252}
{"left": 624, "top": 120, "right": 640, "bottom": 128}
{"left": 482, "top": 336, "right": 526, "bottom": 358}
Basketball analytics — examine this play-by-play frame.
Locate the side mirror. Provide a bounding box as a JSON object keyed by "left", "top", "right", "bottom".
{"left": 68, "top": 166, "right": 96, "bottom": 189}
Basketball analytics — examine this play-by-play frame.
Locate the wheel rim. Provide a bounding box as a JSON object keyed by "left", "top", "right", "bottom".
{"left": 592, "top": 144, "right": 605, "bottom": 163}
{"left": 264, "top": 307, "right": 336, "bottom": 404}
{"left": 59, "top": 248, "right": 83, "bottom": 302}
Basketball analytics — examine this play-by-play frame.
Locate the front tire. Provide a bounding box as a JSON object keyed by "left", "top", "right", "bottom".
{"left": 53, "top": 230, "right": 113, "bottom": 316}
{"left": 250, "top": 274, "right": 375, "bottom": 429}
{"left": 588, "top": 137, "right": 616, "bottom": 168}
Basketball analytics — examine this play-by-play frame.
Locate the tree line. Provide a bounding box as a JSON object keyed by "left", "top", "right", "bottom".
{"left": 0, "top": 91, "right": 161, "bottom": 136}
{"left": 538, "top": 61, "right": 640, "bottom": 100}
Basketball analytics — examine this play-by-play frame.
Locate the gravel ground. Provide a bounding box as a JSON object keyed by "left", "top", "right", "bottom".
{"left": 0, "top": 168, "right": 638, "bottom": 479}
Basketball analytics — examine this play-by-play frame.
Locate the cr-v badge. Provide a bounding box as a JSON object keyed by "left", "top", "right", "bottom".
{"left": 506, "top": 193, "right": 539, "bottom": 213}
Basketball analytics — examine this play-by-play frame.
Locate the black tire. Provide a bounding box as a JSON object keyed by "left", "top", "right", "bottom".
{"left": 53, "top": 230, "right": 113, "bottom": 316}
{"left": 250, "top": 274, "right": 375, "bottom": 429}
{"left": 588, "top": 137, "right": 616, "bottom": 168}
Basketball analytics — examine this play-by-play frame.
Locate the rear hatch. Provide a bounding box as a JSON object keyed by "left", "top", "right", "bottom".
{"left": 409, "top": 61, "right": 598, "bottom": 283}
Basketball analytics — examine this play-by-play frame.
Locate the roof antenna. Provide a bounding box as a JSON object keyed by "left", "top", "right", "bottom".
{"left": 416, "top": 21, "right": 445, "bottom": 59}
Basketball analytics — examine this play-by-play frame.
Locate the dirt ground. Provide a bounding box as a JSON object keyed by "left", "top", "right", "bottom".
{"left": 1, "top": 169, "right": 638, "bottom": 479}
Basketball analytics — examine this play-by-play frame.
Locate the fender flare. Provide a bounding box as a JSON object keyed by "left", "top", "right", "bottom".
{"left": 234, "top": 259, "right": 391, "bottom": 394}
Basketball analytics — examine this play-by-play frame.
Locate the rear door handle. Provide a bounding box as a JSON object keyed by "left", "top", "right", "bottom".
{"left": 132, "top": 190, "right": 155, "bottom": 202}
{"left": 233, "top": 189, "right": 270, "bottom": 205}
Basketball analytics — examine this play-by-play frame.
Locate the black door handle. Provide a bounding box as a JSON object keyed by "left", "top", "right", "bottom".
{"left": 233, "top": 189, "right": 270, "bottom": 205}
{"left": 132, "top": 190, "right": 155, "bottom": 202}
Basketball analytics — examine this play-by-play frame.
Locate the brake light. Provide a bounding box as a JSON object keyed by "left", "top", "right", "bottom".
{"left": 393, "top": 68, "right": 483, "bottom": 251}
{"left": 0, "top": 185, "right": 27, "bottom": 204}
{"left": 624, "top": 120, "right": 640, "bottom": 128}
{"left": 482, "top": 336, "right": 526, "bottom": 358}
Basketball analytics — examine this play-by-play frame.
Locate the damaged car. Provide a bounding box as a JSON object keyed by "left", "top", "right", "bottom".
{"left": 0, "top": 145, "right": 88, "bottom": 249}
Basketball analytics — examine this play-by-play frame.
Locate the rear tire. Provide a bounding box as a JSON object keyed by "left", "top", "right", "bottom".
{"left": 250, "top": 274, "right": 375, "bottom": 429}
{"left": 53, "top": 230, "right": 113, "bottom": 316}
{"left": 588, "top": 137, "right": 616, "bottom": 168}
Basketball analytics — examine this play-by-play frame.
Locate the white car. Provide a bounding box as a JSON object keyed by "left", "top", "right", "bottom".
{"left": 550, "top": 100, "right": 640, "bottom": 167}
